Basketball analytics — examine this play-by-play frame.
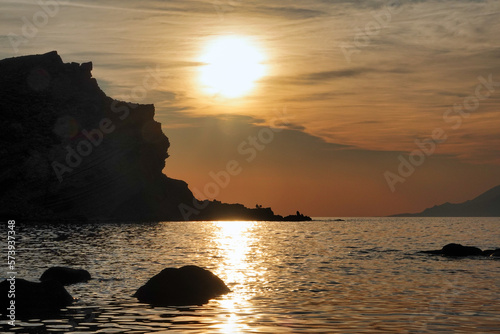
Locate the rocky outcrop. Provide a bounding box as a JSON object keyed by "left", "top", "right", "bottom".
{"left": 283, "top": 211, "right": 312, "bottom": 221}
{"left": 421, "top": 243, "right": 500, "bottom": 257}
{"left": 0, "top": 278, "right": 73, "bottom": 318}
{"left": 134, "top": 265, "right": 230, "bottom": 306}
{"left": 190, "top": 200, "right": 312, "bottom": 221}
{"left": 0, "top": 51, "right": 195, "bottom": 221}
{"left": 40, "top": 267, "right": 91, "bottom": 285}
{"left": 194, "top": 200, "right": 282, "bottom": 221}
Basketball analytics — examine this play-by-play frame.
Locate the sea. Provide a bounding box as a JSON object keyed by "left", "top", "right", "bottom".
{"left": 1, "top": 217, "right": 499, "bottom": 333}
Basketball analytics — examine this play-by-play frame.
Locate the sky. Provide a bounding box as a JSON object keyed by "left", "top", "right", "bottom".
{"left": 1, "top": 0, "right": 500, "bottom": 217}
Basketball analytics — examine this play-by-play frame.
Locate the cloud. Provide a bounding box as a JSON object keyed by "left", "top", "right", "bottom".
{"left": 249, "top": 6, "right": 327, "bottom": 20}
{"left": 57, "top": 0, "right": 327, "bottom": 20}
{"left": 261, "top": 68, "right": 369, "bottom": 86}
{"left": 262, "top": 67, "right": 410, "bottom": 86}
{"left": 281, "top": 91, "right": 352, "bottom": 102}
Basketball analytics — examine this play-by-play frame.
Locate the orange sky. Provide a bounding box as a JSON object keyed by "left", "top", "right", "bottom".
{"left": 2, "top": 0, "right": 500, "bottom": 216}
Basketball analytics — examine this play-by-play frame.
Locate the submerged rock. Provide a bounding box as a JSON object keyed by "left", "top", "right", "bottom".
{"left": 421, "top": 243, "right": 495, "bottom": 257}
{"left": 40, "top": 267, "right": 91, "bottom": 285}
{"left": 0, "top": 278, "right": 73, "bottom": 318}
{"left": 134, "top": 265, "right": 230, "bottom": 306}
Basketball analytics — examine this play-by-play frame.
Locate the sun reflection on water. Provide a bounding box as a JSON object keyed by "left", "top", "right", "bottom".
{"left": 211, "top": 221, "right": 257, "bottom": 333}
{"left": 214, "top": 221, "right": 251, "bottom": 283}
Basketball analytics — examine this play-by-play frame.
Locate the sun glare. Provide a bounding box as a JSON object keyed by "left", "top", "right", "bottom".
{"left": 199, "top": 36, "right": 266, "bottom": 98}
{"left": 213, "top": 221, "right": 254, "bottom": 333}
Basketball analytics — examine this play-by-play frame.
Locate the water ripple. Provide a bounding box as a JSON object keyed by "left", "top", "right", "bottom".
{"left": 1, "top": 218, "right": 499, "bottom": 332}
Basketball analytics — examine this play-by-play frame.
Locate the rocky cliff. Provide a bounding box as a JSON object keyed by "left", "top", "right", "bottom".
{"left": 0, "top": 51, "right": 310, "bottom": 222}
{"left": 0, "top": 51, "right": 194, "bottom": 221}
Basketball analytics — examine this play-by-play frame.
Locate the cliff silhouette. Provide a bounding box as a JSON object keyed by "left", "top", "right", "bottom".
{"left": 392, "top": 185, "right": 500, "bottom": 217}
{"left": 0, "top": 51, "right": 309, "bottom": 222}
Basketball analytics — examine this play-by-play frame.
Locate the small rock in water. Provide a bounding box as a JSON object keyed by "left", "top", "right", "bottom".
{"left": 134, "top": 265, "right": 230, "bottom": 306}
{"left": 40, "top": 267, "right": 91, "bottom": 285}
{"left": 0, "top": 278, "right": 73, "bottom": 317}
{"left": 440, "top": 243, "right": 483, "bottom": 257}
{"left": 421, "top": 243, "right": 497, "bottom": 257}
{"left": 54, "top": 234, "right": 69, "bottom": 241}
{"left": 488, "top": 249, "right": 500, "bottom": 258}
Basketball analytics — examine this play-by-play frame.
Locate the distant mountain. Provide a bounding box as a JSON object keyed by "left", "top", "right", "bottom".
{"left": 392, "top": 185, "right": 500, "bottom": 217}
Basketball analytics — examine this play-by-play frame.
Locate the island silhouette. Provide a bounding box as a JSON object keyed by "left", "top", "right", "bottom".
{"left": 0, "top": 51, "right": 310, "bottom": 222}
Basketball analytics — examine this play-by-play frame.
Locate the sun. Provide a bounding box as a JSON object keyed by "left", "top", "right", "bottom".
{"left": 199, "top": 36, "right": 266, "bottom": 98}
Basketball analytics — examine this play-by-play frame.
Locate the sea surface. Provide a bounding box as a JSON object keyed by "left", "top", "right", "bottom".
{"left": 1, "top": 217, "right": 499, "bottom": 333}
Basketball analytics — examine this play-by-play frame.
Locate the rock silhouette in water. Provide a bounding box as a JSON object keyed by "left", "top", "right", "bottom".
{"left": 194, "top": 200, "right": 311, "bottom": 221}
{"left": 483, "top": 249, "right": 500, "bottom": 257}
{"left": 40, "top": 267, "right": 91, "bottom": 285}
{"left": 0, "top": 278, "right": 73, "bottom": 318}
{"left": 421, "top": 243, "right": 499, "bottom": 257}
{"left": 283, "top": 211, "right": 312, "bottom": 221}
{"left": 134, "top": 265, "right": 230, "bottom": 306}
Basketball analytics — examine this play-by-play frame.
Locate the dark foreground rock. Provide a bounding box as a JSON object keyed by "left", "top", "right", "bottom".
{"left": 421, "top": 243, "right": 500, "bottom": 257}
{"left": 134, "top": 265, "right": 230, "bottom": 306}
{"left": 40, "top": 267, "right": 91, "bottom": 285}
{"left": 0, "top": 278, "right": 73, "bottom": 318}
